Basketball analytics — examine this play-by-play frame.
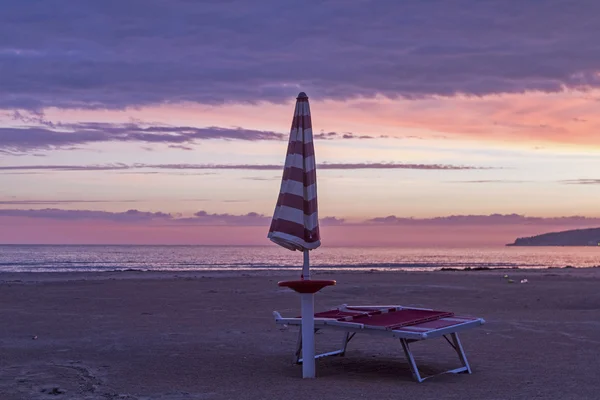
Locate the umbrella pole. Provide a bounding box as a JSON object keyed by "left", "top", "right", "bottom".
{"left": 301, "top": 249, "right": 315, "bottom": 378}
{"left": 302, "top": 249, "right": 310, "bottom": 279}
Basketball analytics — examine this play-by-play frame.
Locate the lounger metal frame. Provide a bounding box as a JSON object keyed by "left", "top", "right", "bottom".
{"left": 273, "top": 304, "right": 485, "bottom": 383}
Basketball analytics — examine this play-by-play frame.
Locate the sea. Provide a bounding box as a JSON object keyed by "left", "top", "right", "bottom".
{"left": 0, "top": 245, "right": 598, "bottom": 273}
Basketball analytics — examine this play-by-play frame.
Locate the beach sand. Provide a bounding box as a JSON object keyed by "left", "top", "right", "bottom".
{"left": 1, "top": 268, "right": 599, "bottom": 399}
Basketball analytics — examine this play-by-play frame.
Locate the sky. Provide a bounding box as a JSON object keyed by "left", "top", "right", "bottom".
{"left": 1, "top": 0, "right": 600, "bottom": 246}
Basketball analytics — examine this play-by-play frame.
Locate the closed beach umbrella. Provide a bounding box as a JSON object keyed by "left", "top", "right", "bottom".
{"left": 268, "top": 91, "right": 321, "bottom": 261}
{"left": 268, "top": 92, "right": 334, "bottom": 379}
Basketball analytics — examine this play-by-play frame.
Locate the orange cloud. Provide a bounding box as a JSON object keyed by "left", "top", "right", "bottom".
{"left": 34, "top": 89, "right": 600, "bottom": 150}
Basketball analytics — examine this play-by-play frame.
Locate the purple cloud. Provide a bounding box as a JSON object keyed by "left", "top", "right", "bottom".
{"left": 0, "top": 163, "right": 131, "bottom": 171}
{"left": 0, "top": 148, "right": 47, "bottom": 157}
{"left": 168, "top": 144, "right": 194, "bottom": 151}
{"left": 0, "top": 208, "right": 172, "bottom": 222}
{"left": 320, "top": 216, "right": 346, "bottom": 226}
{"left": 560, "top": 179, "right": 600, "bottom": 185}
{"left": 1, "top": 1, "right": 600, "bottom": 109}
{"left": 451, "top": 180, "right": 532, "bottom": 184}
{"left": 0, "top": 123, "right": 284, "bottom": 152}
{"left": 2, "top": 209, "right": 599, "bottom": 228}
{"left": 180, "top": 211, "right": 271, "bottom": 226}
{"left": 317, "top": 163, "right": 484, "bottom": 170}
{"left": 366, "top": 214, "right": 600, "bottom": 226}
{"left": 313, "top": 132, "right": 340, "bottom": 140}
{"left": 0, "top": 199, "right": 139, "bottom": 205}
{"left": 0, "top": 116, "right": 396, "bottom": 153}
{"left": 313, "top": 131, "right": 385, "bottom": 140}
{"left": 341, "top": 133, "right": 377, "bottom": 140}
{"left": 242, "top": 176, "right": 280, "bottom": 181}
{"left": 0, "top": 162, "right": 489, "bottom": 172}
{"left": 0, "top": 208, "right": 343, "bottom": 226}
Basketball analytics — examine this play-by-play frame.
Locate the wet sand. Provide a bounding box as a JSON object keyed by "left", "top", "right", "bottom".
{"left": 1, "top": 268, "right": 599, "bottom": 399}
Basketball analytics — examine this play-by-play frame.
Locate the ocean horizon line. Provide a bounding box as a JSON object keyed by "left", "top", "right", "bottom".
{"left": 0, "top": 243, "right": 513, "bottom": 248}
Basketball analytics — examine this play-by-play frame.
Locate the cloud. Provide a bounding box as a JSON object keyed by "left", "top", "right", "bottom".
{"left": 0, "top": 199, "right": 139, "bottom": 205}
{"left": 242, "top": 176, "right": 280, "bottom": 181}
{"left": 0, "top": 162, "right": 489, "bottom": 172}
{"left": 313, "top": 132, "right": 340, "bottom": 140}
{"left": 450, "top": 180, "right": 532, "bottom": 184}
{"left": 178, "top": 211, "right": 271, "bottom": 226}
{"left": 313, "top": 131, "right": 386, "bottom": 140}
{"left": 560, "top": 179, "right": 600, "bottom": 185}
{"left": 2, "top": 209, "right": 599, "bottom": 229}
{"left": 341, "top": 133, "right": 378, "bottom": 139}
{"left": 2, "top": 1, "right": 600, "bottom": 109}
{"left": 114, "top": 171, "right": 218, "bottom": 176}
{"left": 366, "top": 213, "right": 600, "bottom": 226}
{"left": 168, "top": 144, "right": 194, "bottom": 151}
{"left": 0, "top": 163, "right": 131, "bottom": 171}
{"left": 1, "top": 115, "right": 395, "bottom": 153}
{"left": 0, "top": 208, "right": 344, "bottom": 226}
{"left": 316, "top": 163, "right": 485, "bottom": 170}
{"left": 0, "top": 148, "right": 46, "bottom": 157}
{"left": 0, "top": 122, "right": 284, "bottom": 152}
{"left": 319, "top": 216, "right": 346, "bottom": 226}
{"left": 0, "top": 208, "right": 172, "bottom": 222}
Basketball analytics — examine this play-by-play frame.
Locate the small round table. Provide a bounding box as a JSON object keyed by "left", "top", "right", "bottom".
{"left": 278, "top": 279, "right": 336, "bottom": 293}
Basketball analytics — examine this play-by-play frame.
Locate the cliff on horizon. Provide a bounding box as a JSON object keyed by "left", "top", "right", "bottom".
{"left": 507, "top": 227, "right": 600, "bottom": 246}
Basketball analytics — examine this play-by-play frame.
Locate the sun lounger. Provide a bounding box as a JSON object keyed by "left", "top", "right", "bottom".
{"left": 272, "top": 304, "right": 485, "bottom": 382}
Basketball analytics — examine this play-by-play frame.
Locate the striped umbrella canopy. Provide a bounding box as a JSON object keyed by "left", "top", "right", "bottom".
{"left": 268, "top": 92, "right": 321, "bottom": 254}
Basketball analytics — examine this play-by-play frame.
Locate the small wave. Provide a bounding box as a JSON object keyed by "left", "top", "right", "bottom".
{"left": 0, "top": 245, "right": 595, "bottom": 273}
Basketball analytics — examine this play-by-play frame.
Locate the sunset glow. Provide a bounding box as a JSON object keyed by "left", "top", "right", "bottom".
{"left": 2, "top": 1, "right": 599, "bottom": 245}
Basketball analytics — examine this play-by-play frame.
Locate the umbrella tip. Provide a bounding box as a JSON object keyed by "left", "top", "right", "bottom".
{"left": 297, "top": 92, "right": 308, "bottom": 99}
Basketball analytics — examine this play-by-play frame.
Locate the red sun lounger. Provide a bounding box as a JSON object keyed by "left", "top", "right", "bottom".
{"left": 273, "top": 304, "right": 485, "bottom": 382}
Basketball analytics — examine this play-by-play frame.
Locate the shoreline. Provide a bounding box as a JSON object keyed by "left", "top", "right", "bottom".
{"left": 1, "top": 264, "right": 598, "bottom": 284}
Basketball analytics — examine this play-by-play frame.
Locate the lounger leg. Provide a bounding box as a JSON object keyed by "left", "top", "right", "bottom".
{"left": 294, "top": 329, "right": 303, "bottom": 364}
{"left": 400, "top": 339, "right": 424, "bottom": 383}
{"left": 340, "top": 332, "right": 351, "bottom": 356}
{"left": 296, "top": 330, "right": 355, "bottom": 364}
{"left": 450, "top": 333, "right": 472, "bottom": 374}
{"left": 400, "top": 334, "right": 471, "bottom": 382}
{"left": 295, "top": 328, "right": 322, "bottom": 364}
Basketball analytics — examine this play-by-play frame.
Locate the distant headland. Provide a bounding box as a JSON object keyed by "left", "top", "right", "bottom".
{"left": 507, "top": 227, "right": 600, "bottom": 246}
